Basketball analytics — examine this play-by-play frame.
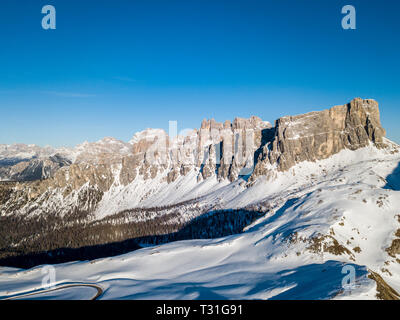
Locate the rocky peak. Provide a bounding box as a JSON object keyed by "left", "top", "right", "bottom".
{"left": 233, "top": 116, "right": 268, "bottom": 130}
{"left": 200, "top": 118, "right": 224, "bottom": 130}
{"left": 251, "top": 98, "right": 387, "bottom": 179}
{"left": 120, "top": 116, "right": 272, "bottom": 183}
{"left": 74, "top": 137, "right": 131, "bottom": 165}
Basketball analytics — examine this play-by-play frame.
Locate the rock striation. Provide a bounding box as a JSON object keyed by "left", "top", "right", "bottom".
{"left": 251, "top": 98, "right": 386, "bottom": 179}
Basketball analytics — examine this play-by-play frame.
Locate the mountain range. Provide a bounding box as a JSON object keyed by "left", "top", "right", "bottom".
{"left": 0, "top": 98, "right": 399, "bottom": 300}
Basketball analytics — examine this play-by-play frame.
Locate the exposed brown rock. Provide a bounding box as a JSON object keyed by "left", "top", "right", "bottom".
{"left": 307, "top": 234, "right": 353, "bottom": 257}
{"left": 368, "top": 271, "right": 400, "bottom": 300}
{"left": 251, "top": 98, "right": 386, "bottom": 179}
{"left": 386, "top": 238, "right": 400, "bottom": 258}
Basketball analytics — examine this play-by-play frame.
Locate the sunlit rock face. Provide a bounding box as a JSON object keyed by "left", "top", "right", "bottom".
{"left": 250, "top": 98, "right": 386, "bottom": 180}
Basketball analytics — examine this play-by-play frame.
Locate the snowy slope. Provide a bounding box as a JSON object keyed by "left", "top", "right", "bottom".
{"left": 1, "top": 141, "right": 399, "bottom": 300}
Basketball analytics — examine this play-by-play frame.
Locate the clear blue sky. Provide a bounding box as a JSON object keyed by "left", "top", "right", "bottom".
{"left": 0, "top": 0, "right": 399, "bottom": 147}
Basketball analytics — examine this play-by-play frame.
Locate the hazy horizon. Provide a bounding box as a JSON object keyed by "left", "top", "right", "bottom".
{"left": 1, "top": 0, "right": 399, "bottom": 146}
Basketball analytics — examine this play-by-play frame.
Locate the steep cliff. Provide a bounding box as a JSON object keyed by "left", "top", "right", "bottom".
{"left": 251, "top": 98, "right": 386, "bottom": 180}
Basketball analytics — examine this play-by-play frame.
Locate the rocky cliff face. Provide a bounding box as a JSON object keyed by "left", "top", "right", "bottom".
{"left": 0, "top": 98, "right": 389, "bottom": 217}
{"left": 127, "top": 98, "right": 386, "bottom": 185}
{"left": 250, "top": 98, "right": 386, "bottom": 180}
{"left": 116, "top": 116, "right": 272, "bottom": 186}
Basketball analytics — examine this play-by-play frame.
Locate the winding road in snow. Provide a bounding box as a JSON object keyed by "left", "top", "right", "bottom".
{"left": 2, "top": 283, "right": 104, "bottom": 300}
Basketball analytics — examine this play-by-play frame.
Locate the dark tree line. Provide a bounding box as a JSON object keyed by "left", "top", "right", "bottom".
{"left": 0, "top": 198, "right": 265, "bottom": 269}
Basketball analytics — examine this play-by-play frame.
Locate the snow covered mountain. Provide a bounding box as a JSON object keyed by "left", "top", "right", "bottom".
{"left": 0, "top": 98, "right": 399, "bottom": 300}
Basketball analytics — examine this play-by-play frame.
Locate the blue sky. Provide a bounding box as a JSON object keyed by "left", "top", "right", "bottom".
{"left": 0, "top": 0, "right": 399, "bottom": 147}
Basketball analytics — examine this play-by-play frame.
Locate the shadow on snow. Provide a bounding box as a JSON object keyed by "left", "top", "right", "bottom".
{"left": 384, "top": 161, "right": 400, "bottom": 191}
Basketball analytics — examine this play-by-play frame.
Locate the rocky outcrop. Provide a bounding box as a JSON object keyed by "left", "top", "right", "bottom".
{"left": 250, "top": 98, "right": 386, "bottom": 180}
{"left": 127, "top": 116, "right": 272, "bottom": 183}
